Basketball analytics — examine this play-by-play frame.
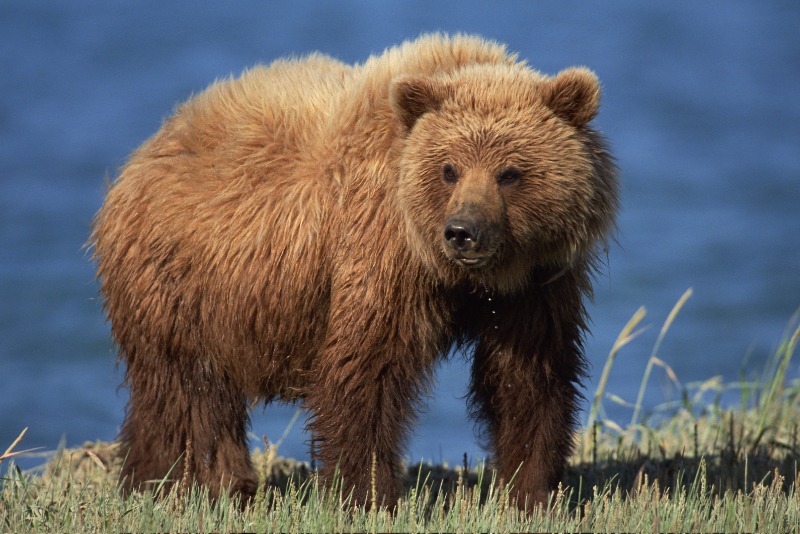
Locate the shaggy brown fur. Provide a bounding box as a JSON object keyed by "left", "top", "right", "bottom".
{"left": 91, "top": 34, "right": 618, "bottom": 510}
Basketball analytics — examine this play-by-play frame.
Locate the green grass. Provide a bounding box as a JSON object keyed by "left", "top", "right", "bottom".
{"left": 3, "top": 291, "right": 800, "bottom": 532}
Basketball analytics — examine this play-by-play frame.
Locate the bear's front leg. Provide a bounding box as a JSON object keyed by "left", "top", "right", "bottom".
{"left": 306, "top": 273, "right": 442, "bottom": 510}
{"left": 468, "top": 280, "right": 587, "bottom": 512}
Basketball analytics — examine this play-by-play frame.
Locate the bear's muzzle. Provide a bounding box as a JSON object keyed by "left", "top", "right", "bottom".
{"left": 443, "top": 214, "right": 500, "bottom": 269}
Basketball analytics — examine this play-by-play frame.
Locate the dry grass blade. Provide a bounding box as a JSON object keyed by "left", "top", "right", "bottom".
{"left": 2, "top": 428, "right": 28, "bottom": 458}
{"left": 631, "top": 288, "right": 693, "bottom": 426}
{"left": 0, "top": 427, "right": 43, "bottom": 464}
{"left": 82, "top": 448, "right": 107, "bottom": 472}
{"left": 650, "top": 356, "right": 681, "bottom": 390}
{"left": 584, "top": 305, "right": 647, "bottom": 457}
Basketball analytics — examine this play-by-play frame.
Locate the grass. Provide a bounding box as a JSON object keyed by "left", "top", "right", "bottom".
{"left": 3, "top": 291, "right": 800, "bottom": 532}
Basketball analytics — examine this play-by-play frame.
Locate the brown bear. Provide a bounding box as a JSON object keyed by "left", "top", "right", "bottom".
{"left": 91, "top": 33, "right": 618, "bottom": 510}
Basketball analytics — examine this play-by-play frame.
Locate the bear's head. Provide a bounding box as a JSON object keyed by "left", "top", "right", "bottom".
{"left": 391, "top": 64, "right": 618, "bottom": 293}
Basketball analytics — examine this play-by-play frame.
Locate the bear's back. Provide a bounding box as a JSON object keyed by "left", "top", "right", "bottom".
{"left": 176, "top": 53, "right": 354, "bottom": 166}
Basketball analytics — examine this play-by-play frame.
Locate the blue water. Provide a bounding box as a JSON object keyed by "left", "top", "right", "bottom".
{"left": 2, "top": 1, "right": 799, "bottom": 469}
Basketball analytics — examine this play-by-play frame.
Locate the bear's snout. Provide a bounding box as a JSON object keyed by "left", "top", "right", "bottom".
{"left": 444, "top": 218, "right": 479, "bottom": 252}
{"left": 443, "top": 213, "right": 500, "bottom": 268}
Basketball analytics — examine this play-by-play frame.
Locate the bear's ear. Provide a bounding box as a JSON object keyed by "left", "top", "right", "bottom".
{"left": 541, "top": 67, "right": 601, "bottom": 128}
{"left": 390, "top": 76, "right": 448, "bottom": 132}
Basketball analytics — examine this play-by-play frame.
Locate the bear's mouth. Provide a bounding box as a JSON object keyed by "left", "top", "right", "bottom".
{"left": 453, "top": 255, "right": 491, "bottom": 269}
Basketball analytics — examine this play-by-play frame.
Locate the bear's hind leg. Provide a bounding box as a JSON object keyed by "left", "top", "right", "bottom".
{"left": 119, "top": 354, "right": 257, "bottom": 502}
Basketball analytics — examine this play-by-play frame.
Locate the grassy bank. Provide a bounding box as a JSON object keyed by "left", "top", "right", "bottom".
{"left": 3, "top": 292, "right": 800, "bottom": 532}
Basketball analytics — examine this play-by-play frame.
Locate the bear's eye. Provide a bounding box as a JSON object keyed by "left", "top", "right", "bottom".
{"left": 442, "top": 164, "right": 459, "bottom": 183}
{"left": 497, "top": 166, "right": 521, "bottom": 185}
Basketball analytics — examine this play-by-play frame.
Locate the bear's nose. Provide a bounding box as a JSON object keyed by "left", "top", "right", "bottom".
{"left": 444, "top": 219, "right": 479, "bottom": 252}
